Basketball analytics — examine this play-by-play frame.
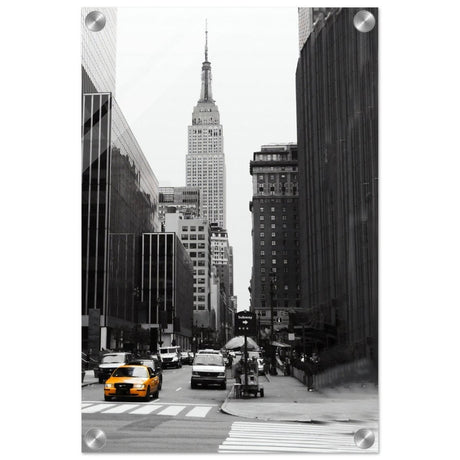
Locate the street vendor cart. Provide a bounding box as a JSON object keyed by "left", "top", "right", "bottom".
{"left": 236, "top": 357, "right": 264, "bottom": 398}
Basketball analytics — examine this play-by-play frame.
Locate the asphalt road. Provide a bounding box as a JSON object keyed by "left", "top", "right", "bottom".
{"left": 81, "top": 364, "right": 234, "bottom": 453}
{"left": 82, "top": 365, "right": 379, "bottom": 453}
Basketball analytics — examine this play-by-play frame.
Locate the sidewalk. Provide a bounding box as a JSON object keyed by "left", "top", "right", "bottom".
{"left": 221, "top": 373, "right": 379, "bottom": 423}
{"left": 82, "top": 370, "right": 98, "bottom": 387}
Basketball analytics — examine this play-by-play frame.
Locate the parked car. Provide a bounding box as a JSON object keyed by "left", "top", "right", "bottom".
{"left": 180, "top": 351, "right": 193, "bottom": 365}
{"left": 95, "top": 352, "right": 134, "bottom": 383}
{"left": 104, "top": 365, "right": 160, "bottom": 402}
{"left": 159, "top": 346, "right": 182, "bottom": 368}
{"left": 197, "top": 349, "right": 222, "bottom": 355}
{"left": 191, "top": 353, "right": 226, "bottom": 389}
{"left": 128, "top": 358, "right": 163, "bottom": 390}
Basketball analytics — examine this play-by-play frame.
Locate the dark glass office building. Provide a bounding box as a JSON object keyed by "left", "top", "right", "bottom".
{"left": 81, "top": 9, "right": 160, "bottom": 352}
{"left": 82, "top": 92, "right": 160, "bottom": 352}
{"left": 295, "top": 8, "right": 378, "bottom": 363}
{"left": 140, "top": 233, "right": 194, "bottom": 351}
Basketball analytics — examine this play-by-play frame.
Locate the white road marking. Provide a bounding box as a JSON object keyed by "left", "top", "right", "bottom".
{"left": 157, "top": 405, "right": 186, "bottom": 416}
{"left": 219, "top": 421, "right": 379, "bottom": 453}
{"left": 185, "top": 406, "right": 213, "bottom": 417}
{"left": 130, "top": 405, "right": 164, "bottom": 415}
{"left": 82, "top": 404, "right": 115, "bottom": 413}
{"left": 102, "top": 404, "right": 139, "bottom": 414}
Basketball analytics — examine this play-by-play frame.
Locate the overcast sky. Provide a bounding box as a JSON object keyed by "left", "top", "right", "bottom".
{"left": 114, "top": 7, "right": 300, "bottom": 309}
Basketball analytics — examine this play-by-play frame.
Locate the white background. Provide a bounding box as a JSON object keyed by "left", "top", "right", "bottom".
{"left": 1, "top": 1, "right": 459, "bottom": 459}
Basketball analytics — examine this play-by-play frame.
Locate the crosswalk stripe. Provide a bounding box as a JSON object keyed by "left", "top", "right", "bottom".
{"left": 219, "top": 421, "right": 378, "bottom": 453}
{"left": 185, "top": 406, "right": 213, "bottom": 418}
{"left": 82, "top": 404, "right": 115, "bottom": 413}
{"left": 82, "top": 402, "right": 214, "bottom": 418}
{"left": 130, "top": 405, "right": 164, "bottom": 415}
{"left": 157, "top": 405, "right": 186, "bottom": 416}
{"left": 102, "top": 404, "right": 139, "bottom": 414}
{"left": 227, "top": 433, "right": 354, "bottom": 442}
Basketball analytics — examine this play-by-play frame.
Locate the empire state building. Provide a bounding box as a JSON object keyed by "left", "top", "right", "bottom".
{"left": 186, "top": 27, "right": 226, "bottom": 228}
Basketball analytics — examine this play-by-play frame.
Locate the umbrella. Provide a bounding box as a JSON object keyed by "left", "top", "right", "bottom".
{"left": 270, "top": 341, "right": 291, "bottom": 348}
{"left": 224, "top": 336, "right": 259, "bottom": 350}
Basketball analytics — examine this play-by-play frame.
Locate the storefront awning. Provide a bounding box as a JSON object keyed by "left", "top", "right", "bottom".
{"left": 270, "top": 341, "right": 291, "bottom": 348}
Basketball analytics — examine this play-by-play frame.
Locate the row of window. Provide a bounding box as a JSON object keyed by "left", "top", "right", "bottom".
{"left": 182, "top": 225, "right": 205, "bottom": 232}
{"left": 258, "top": 174, "right": 298, "bottom": 180}
{"left": 260, "top": 259, "right": 295, "bottom": 265}
{"left": 259, "top": 231, "right": 299, "bottom": 237}
{"left": 259, "top": 206, "right": 298, "bottom": 213}
{"left": 183, "top": 242, "right": 206, "bottom": 249}
{"left": 191, "top": 129, "right": 222, "bottom": 135}
{"left": 181, "top": 234, "right": 207, "bottom": 240}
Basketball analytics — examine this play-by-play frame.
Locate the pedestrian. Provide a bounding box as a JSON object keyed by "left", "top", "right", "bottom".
{"left": 250, "top": 356, "right": 258, "bottom": 374}
{"left": 227, "top": 353, "right": 233, "bottom": 369}
{"left": 234, "top": 359, "right": 243, "bottom": 383}
{"left": 263, "top": 356, "right": 270, "bottom": 375}
{"left": 284, "top": 356, "right": 290, "bottom": 376}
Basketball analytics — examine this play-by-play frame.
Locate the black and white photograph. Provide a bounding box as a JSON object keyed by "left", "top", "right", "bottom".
{"left": 4, "top": 1, "right": 460, "bottom": 459}
{"left": 80, "top": 5, "right": 378, "bottom": 454}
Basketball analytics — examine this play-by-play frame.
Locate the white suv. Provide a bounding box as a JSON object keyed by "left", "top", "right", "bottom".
{"left": 159, "top": 346, "right": 182, "bottom": 369}
{"left": 191, "top": 353, "right": 226, "bottom": 389}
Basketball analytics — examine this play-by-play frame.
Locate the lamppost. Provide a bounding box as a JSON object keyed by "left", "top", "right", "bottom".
{"left": 269, "top": 271, "right": 277, "bottom": 375}
{"left": 257, "top": 311, "right": 261, "bottom": 345}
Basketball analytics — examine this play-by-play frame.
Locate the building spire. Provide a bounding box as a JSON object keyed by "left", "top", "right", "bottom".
{"left": 199, "top": 19, "right": 214, "bottom": 102}
{"left": 205, "top": 19, "right": 208, "bottom": 62}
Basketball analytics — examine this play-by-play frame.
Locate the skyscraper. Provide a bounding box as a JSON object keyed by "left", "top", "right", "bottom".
{"left": 81, "top": 8, "right": 160, "bottom": 352}
{"left": 249, "top": 144, "right": 301, "bottom": 336}
{"left": 186, "top": 26, "right": 226, "bottom": 228}
{"left": 296, "top": 8, "right": 378, "bottom": 362}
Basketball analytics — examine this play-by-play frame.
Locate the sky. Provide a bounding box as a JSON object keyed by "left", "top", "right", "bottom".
{"left": 114, "top": 7, "right": 300, "bottom": 310}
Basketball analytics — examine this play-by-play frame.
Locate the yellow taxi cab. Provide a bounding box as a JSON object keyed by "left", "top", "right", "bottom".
{"left": 104, "top": 364, "right": 160, "bottom": 402}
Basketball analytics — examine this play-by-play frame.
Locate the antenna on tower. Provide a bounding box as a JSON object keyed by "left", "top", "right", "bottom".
{"left": 205, "top": 19, "right": 208, "bottom": 61}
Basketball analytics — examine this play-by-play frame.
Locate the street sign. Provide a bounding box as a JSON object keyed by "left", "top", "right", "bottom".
{"left": 235, "top": 310, "right": 256, "bottom": 336}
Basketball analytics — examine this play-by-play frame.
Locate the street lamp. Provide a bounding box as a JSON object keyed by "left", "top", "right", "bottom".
{"left": 269, "top": 271, "right": 277, "bottom": 375}
{"left": 257, "top": 311, "right": 261, "bottom": 345}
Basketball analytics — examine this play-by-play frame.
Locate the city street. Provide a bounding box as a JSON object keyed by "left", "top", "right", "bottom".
{"left": 82, "top": 365, "right": 379, "bottom": 453}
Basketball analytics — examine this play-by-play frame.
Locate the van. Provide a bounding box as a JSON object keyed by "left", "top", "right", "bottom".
{"left": 159, "top": 346, "right": 182, "bottom": 368}
{"left": 191, "top": 353, "right": 226, "bottom": 389}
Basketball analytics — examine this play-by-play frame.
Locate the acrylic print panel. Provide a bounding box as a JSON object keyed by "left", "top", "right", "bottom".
{"left": 81, "top": 6, "right": 378, "bottom": 454}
